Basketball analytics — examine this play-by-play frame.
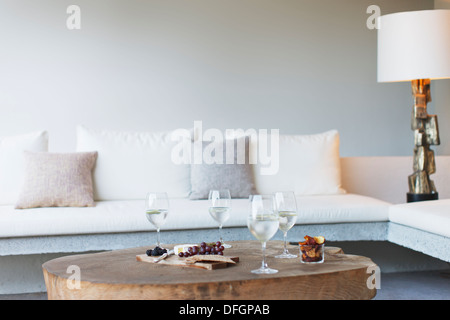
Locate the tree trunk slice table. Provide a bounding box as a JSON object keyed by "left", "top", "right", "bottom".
{"left": 42, "top": 240, "right": 377, "bottom": 300}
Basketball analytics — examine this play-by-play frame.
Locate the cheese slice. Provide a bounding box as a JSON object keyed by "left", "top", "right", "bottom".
{"left": 173, "top": 244, "right": 197, "bottom": 254}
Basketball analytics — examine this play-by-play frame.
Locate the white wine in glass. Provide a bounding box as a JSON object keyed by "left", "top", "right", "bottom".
{"left": 145, "top": 192, "right": 169, "bottom": 248}
{"left": 247, "top": 194, "right": 279, "bottom": 274}
{"left": 208, "top": 189, "right": 232, "bottom": 248}
{"left": 274, "top": 191, "right": 298, "bottom": 259}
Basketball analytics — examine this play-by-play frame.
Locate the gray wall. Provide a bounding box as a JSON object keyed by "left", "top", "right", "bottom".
{"left": 1, "top": 0, "right": 446, "bottom": 157}
{"left": 435, "top": 1, "right": 450, "bottom": 155}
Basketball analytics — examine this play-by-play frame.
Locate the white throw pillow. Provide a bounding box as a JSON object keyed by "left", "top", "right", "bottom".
{"left": 0, "top": 131, "right": 49, "bottom": 205}
{"left": 76, "top": 126, "right": 191, "bottom": 201}
{"left": 252, "top": 130, "right": 345, "bottom": 195}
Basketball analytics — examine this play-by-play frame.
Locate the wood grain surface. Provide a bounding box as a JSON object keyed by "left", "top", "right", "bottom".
{"left": 42, "top": 240, "right": 377, "bottom": 300}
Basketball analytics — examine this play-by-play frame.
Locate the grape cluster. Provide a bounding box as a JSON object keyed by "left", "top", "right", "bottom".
{"left": 146, "top": 246, "right": 167, "bottom": 256}
{"left": 178, "top": 241, "right": 225, "bottom": 257}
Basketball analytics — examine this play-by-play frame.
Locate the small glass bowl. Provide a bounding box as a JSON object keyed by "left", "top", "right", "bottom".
{"left": 299, "top": 243, "right": 324, "bottom": 264}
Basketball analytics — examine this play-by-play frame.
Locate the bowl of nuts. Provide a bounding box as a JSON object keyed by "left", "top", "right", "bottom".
{"left": 299, "top": 235, "right": 325, "bottom": 264}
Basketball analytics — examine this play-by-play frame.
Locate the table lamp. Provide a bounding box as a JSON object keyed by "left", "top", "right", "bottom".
{"left": 377, "top": 9, "right": 450, "bottom": 203}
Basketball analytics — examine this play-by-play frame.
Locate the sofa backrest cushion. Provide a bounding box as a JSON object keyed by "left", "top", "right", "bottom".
{"left": 0, "top": 131, "right": 48, "bottom": 205}
{"left": 252, "top": 130, "right": 345, "bottom": 195}
{"left": 76, "top": 126, "right": 191, "bottom": 201}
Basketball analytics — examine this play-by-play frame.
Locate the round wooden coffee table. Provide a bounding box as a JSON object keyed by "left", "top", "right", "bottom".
{"left": 42, "top": 240, "right": 377, "bottom": 300}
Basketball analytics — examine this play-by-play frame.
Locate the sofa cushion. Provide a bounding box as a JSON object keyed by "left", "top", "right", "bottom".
{"left": 76, "top": 126, "right": 191, "bottom": 200}
{"left": 295, "top": 194, "right": 390, "bottom": 224}
{"left": 0, "top": 194, "right": 390, "bottom": 238}
{"left": 389, "top": 199, "right": 450, "bottom": 238}
{"left": 189, "top": 137, "right": 256, "bottom": 199}
{"left": 15, "top": 151, "right": 98, "bottom": 209}
{"left": 252, "top": 130, "right": 346, "bottom": 196}
{"left": 0, "top": 131, "right": 48, "bottom": 205}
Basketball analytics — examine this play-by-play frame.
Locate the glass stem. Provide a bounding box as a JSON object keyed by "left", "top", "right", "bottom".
{"left": 283, "top": 232, "right": 288, "bottom": 254}
{"left": 156, "top": 228, "right": 161, "bottom": 247}
{"left": 261, "top": 241, "right": 267, "bottom": 269}
{"left": 219, "top": 224, "right": 223, "bottom": 243}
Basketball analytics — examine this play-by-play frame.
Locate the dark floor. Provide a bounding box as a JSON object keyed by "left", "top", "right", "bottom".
{"left": 1, "top": 270, "right": 449, "bottom": 300}
{"left": 373, "top": 270, "right": 450, "bottom": 300}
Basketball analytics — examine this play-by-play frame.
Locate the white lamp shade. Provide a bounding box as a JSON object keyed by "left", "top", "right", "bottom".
{"left": 377, "top": 10, "right": 450, "bottom": 82}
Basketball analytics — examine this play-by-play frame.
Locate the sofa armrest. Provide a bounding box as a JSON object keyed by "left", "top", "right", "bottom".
{"left": 340, "top": 156, "right": 450, "bottom": 204}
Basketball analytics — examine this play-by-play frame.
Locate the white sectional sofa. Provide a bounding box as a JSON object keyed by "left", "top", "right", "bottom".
{"left": 0, "top": 127, "right": 449, "bottom": 294}
{"left": 341, "top": 156, "right": 450, "bottom": 262}
{"left": 0, "top": 194, "right": 390, "bottom": 255}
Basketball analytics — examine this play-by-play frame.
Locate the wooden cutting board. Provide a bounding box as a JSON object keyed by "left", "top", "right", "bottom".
{"left": 136, "top": 254, "right": 239, "bottom": 270}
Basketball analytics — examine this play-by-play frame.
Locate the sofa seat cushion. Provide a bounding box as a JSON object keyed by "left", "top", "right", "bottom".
{"left": 296, "top": 194, "right": 390, "bottom": 224}
{"left": 0, "top": 194, "right": 390, "bottom": 238}
{"left": 389, "top": 199, "right": 450, "bottom": 238}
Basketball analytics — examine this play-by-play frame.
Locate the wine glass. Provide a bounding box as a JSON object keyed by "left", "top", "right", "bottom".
{"left": 247, "top": 194, "right": 279, "bottom": 274}
{"left": 208, "top": 189, "right": 232, "bottom": 248}
{"left": 274, "top": 191, "right": 298, "bottom": 259}
{"left": 145, "top": 192, "right": 169, "bottom": 248}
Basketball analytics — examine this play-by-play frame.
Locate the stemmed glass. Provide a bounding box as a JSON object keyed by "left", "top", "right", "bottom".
{"left": 208, "top": 189, "right": 232, "bottom": 248}
{"left": 274, "top": 191, "right": 298, "bottom": 259}
{"left": 247, "top": 194, "right": 279, "bottom": 274}
{"left": 145, "top": 192, "right": 169, "bottom": 248}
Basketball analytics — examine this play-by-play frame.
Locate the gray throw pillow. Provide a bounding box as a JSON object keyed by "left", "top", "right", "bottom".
{"left": 189, "top": 137, "right": 256, "bottom": 199}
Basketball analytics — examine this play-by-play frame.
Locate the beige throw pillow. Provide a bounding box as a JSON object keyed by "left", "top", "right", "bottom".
{"left": 15, "top": 151, "right": 98, "bottom": 209}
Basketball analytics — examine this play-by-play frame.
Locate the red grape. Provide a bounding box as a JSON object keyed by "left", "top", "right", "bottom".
{"left": 177, "top": 241, "right": 225, "bottom": 257}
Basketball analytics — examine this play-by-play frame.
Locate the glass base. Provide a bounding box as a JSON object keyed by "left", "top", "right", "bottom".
{"left": 251, "top": 267, "right": 278, "bottom": 274}
{"left": 222, "top": 243, "right": 232, "bottom": 249}
{"left": 275, "top": 252, "right": 297, "bottom": 259}
{"left": 300, "top": 259, "right": 324, "bottom": 264}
